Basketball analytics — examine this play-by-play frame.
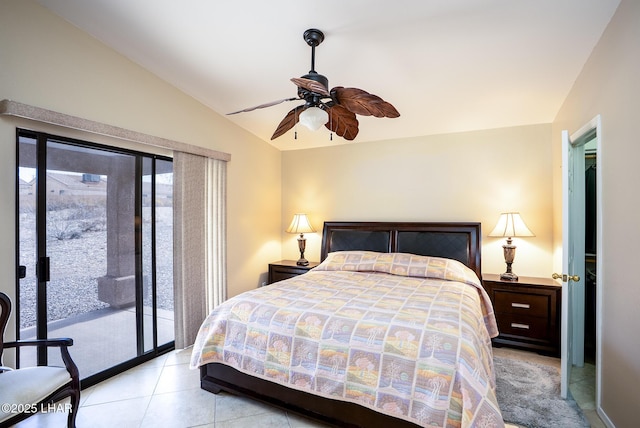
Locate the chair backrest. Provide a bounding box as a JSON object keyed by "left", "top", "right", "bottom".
{"left": 0, "top": 292, "right": 11, "bottom": 359}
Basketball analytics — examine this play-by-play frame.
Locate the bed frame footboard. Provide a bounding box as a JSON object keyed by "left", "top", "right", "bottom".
{"left": 200, "top": 364, "right": 420, "bottom": 428}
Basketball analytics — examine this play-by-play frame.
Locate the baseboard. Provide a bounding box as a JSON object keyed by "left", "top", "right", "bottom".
{"left": 597, "top": 406, "right": 615, "bottom": 428}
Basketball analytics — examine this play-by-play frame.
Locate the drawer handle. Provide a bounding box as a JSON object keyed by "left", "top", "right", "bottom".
{"left": 511, "top": 323, "right": 530, "bottom": 330}
{"left": 511, "top": 303, "right": 530, "bottom": 309}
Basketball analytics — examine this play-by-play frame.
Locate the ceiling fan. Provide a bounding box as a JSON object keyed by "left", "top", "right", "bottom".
{"left": 228, "top": 29, "right": 400, "bottom": 141}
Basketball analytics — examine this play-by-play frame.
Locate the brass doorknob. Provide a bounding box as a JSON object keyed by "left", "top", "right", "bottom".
{"left": 552, "top": 273, "right": 580, "bottom": 282}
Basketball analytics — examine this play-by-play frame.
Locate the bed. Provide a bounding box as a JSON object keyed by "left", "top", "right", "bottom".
{"left": 190, "top": 221, "right": 503, "bottom": 427}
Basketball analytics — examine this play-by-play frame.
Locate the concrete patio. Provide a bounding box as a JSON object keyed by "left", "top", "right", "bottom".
{"left": 19, "top": 306, "right": 174, "bottom": 379}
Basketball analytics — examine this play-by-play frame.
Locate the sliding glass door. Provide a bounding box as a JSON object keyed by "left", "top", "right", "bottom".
{"left": 16, "top": 130, "right": 174, "bottom": 383}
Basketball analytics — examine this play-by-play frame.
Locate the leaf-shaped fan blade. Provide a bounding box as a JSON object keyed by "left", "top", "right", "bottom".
{"left": 227, "top": 97, "right": 298, "bottom": 115}
{"left": 324, "top": 104, "right": 359, "bottom": 141}
{"left": 271, "top": 105, "right": 306, "bottom": 140}
{"left": 291, "top": 77, "right": 330, "bottom": 97}
{"left": 331, "top": 87, "right": 400, "bottom": 118}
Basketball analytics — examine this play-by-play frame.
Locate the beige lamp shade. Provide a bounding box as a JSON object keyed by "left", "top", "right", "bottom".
{"left": 489, "top": 212, "right": 535, "bottom": 238}
{"left": 286, "top": 213, "right": 316, "bottom": 234}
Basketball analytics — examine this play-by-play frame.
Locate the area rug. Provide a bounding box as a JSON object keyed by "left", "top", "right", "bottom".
{"left": 494, "top": 356, "right": 590, "bottom": 428}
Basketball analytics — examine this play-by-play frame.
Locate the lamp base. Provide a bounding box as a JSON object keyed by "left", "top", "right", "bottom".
{"left": 500, "top": 272, "right": 519, "bottom": 281}
{"left": 500, "top": 239, "right": 518, "bottom": 281}
{"left": 297, "top": 235, "right": 309, "bottom": 266}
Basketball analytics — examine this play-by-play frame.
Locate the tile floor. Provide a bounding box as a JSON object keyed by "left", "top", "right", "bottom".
{"left": 570, "top": 362, "right": 604, "bottom": 428}
{"left": 12, "top": 347, "right": 604, "bottom": 428}
{"left": 13, "top": 348, "right": 329, "bottom": 428}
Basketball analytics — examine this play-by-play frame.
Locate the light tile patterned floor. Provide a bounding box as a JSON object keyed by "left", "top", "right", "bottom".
{"left": 13, "top": 348, "right": 328, "bottom": 428}
{"left": 12, "top": 347, "right": 604, "bottom": 428}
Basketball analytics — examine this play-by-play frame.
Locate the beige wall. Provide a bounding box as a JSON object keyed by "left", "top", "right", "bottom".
{"left": 282, "top": 124, "right": 555, "bottom": 278}
{"left": 552, "top": 0, "right": 639, "bottom": 426}
{"left": 0, "top": 0, "right": 282, "bottom": 338}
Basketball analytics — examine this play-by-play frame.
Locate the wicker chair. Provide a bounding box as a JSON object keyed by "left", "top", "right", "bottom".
{"left": 0, "top": 292, "right": 80, "bottom": 428}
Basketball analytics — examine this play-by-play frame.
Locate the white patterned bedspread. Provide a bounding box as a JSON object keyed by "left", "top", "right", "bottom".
{"left": 191, "top": 251, "right": 504, "bottom": 427}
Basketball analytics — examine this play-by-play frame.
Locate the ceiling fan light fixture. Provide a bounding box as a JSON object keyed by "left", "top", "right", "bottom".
{"left": 299, "top": 106, "right": 328, "bottom": 131}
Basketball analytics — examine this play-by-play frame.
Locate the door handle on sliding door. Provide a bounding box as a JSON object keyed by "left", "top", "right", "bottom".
{"left": 37, "top": 257, "right": 50, "bottom": 282}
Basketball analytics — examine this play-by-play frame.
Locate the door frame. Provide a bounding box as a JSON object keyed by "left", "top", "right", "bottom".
{"left": 560, "top": 115, "right": 603, "bottom": 409}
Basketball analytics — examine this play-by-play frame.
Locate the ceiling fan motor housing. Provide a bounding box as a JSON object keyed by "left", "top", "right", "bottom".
{"left": 300, "top": 72, "right": 329, "bottom": 93}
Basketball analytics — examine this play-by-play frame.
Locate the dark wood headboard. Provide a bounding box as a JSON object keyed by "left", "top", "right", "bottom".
{"left": 320, "top": 221, "right": 482, "bottom": 279}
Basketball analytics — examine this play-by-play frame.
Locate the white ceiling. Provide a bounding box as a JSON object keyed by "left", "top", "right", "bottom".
{"left": 36, "top": 0, "right": 620, "bottom": 151}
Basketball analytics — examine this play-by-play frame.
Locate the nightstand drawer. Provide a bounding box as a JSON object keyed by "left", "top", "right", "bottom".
{"left": 493, "top": 290, "right": 549, "bottom": 317}
{"left": 496, "top": 314, "right": 550, "bottom": 340}
{"left": 270, "top": 269, "right": 304, "bottom": 283}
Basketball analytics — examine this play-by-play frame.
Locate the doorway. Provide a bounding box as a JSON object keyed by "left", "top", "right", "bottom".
{"left": 584, "top": 142, "right": 597, "bottom": 365}
{"left": 16, "top": 129, "right": 175, "bottom": 385}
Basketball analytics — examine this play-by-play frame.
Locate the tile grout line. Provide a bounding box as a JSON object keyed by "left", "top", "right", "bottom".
{"left": 138, "top": 356, "right": 170, "bottom": 427}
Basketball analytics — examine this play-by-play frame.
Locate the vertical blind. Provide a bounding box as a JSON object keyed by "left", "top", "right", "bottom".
{"left": 173, "top": 152, "right": 227, "bottom": 349}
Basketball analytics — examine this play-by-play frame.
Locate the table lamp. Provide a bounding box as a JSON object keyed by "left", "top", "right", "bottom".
{"left": 286, "top": 213, "right": 316, "bottom": 266}
{"left": 489, "top": 212, "right": 534, "bottom": 281}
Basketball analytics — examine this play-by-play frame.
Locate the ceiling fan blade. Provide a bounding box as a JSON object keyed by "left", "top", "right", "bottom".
{"left": 227, "top": 97, "right": 298, "bottom": 115}
{"left": 291, "top": 77, "right": 330, "bottom": 97}
{"left": 271, "top": 105, "right": 306, "bottom": 140}
{"left": 325, "top": 104, "right": 359, "bottom": 141}
{"left": 331, "top": 87, "right": 400, "bottom": 118}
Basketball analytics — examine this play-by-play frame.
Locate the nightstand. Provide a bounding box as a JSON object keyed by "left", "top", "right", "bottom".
{"left": 482, "top": 273, "right": 561, "bottom": 356}
{"left": 268, "top": 260, "right": 320, "bottom": 284}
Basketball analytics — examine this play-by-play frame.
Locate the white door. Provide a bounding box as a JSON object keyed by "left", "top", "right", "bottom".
{"left": 560, "top": 117, "right": 600, "bottom": 399}
{"left": 560, "top": 129, "right": 576, "bottom": 399}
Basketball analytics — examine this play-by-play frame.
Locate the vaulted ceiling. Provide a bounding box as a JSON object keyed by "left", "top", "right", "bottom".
{"left": 37, "top": 0, "right": 620, "bottom": 150}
